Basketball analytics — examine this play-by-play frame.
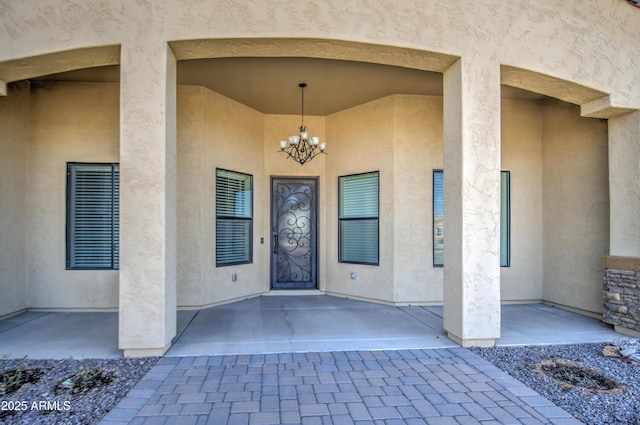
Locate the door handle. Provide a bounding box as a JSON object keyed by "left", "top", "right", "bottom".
{"left": 273, "top": 234, "right": 279, "bottom": 254}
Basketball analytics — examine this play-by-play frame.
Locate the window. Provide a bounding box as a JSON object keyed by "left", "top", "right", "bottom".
{"left": 432, "top": 170, "right": 510, "bottom": 267}
{"left": 500, "top": 171, "right": 511, "bottom": 267}
{"left": 433, "top": 170, "right": 444, "bottom": 266}
{"left": 338, "top": 171, "right": 379, "bottom": 265}
{"left": 67, "top": 163, "right": 119, "bottom": 270}
{"left": 216, "top": 168, "right": 253, "bottom": 266}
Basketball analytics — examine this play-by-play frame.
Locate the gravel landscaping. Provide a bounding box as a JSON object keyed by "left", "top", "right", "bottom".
{"left": 2, "top": 339, "right": 639, "bottom": 424}
{"left": 0, "top": 357, "right": 157, "bottom": 425}
{"left": 472, "top": 338, "right": 640, "bottom": 425}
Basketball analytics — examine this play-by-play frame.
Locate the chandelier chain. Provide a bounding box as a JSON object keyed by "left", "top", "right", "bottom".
{"left": 278, "top": 82, "right": 327, "bottom": 165}
{"left": 300, "top": 83, "right": 304, "bottom": 130}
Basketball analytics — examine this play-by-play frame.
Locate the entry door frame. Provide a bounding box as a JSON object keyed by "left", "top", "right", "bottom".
{"left": 270, "top": 176, "right": 319, "bottom": 290}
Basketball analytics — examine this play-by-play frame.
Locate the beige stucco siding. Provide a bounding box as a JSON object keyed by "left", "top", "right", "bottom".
{"left": 178, "top": 86, "right": 267, "bottom": 307}
{"left": 393, "top": 95, "right": 444, "bottom": 304}
{"left": 0, "top": 82, "right": 29, "bottom": 318}
{"left": 201, "top": 88, "right": 266, "bottom": 305}
{"left": 3, "top": 80, "right": 610, "bottom": 317}
{"left": 325, "top": 96, "right": 395, "bottom": 302}
{"left": 26, "top": 82, "right": 120, "bottom": 310}
{"left": 2, "top": 1, "right": 638, "bottom": 109}
{"left": 542, "top": 100, "right": 609, "bottom": 314}
{"left": 500, "top": 99, "right": 544, "bottom": 302}
{"left": 0, "top": 0, "right": 636, "bottom": 354}
{"left": 176, "top": 86, "right": 205, "bottom": 307}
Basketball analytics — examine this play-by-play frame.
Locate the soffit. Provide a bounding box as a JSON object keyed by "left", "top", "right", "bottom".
{"left": 31, "top": 57, "right": 543, "bottom": 115}
{"left": 0, "top": 46, "right": 120, "bottom": 83}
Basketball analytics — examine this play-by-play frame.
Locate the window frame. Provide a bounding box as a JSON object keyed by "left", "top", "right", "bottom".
{"left": 215, "top": 167, "right": 254, "bottom": 267}
{"left": 500, "top": 170, "right": 511, "bottom": 267}
{"left": 432, "top": 169, "right": 511, "bottom": 268}
{"left": 432, "top": 169, "right": 444, "bottom": 267}
{"left": 338, "top": 170, "right": 380, "bottom": 266}
{"left": 66, "top": 162, "right": 119, "bottom": 270}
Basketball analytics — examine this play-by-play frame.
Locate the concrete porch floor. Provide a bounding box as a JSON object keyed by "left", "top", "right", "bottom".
{"left": 0, "top": 295, "right": 623, "bottom": 359}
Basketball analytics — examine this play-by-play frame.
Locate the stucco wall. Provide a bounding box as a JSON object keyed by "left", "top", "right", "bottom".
{"left": 393, "top": 95, "right": 444, "bottom": 304}
{"left": 0, "top": 82, "right": 29, "bottom": 318}
{"left": 501, "top": 99, "right": 544, "bottom": 302}
{"left": 10, "top": 82, "right": 607, "bottom": 314}
{"left": 0, "top": 1, "right": 637, "bottom": 329}
{"left": 2, "top": 1, "right": 638, "bottom": 109}
{"left": 392, "top": 96, "right": 546, "bottom": 305}
{"left": 325, "top": 96, "right": 395, "bottom": 302}
{"left": 176, "top": 91, "right": 605, "bottom": 310}
{"left": 23, "top": 83, "right": 267, "bottom": 311}
{"left": 27, "top": 82, "right": 120, "bottom": 310}
{"left": 201, "top": 87, "right": 266, "bottom": 305}
{"left": 177, "top": 86, "right": 266, "bottom": 308}
{"left": 176, "top": 86, "right": 205, "bottom": 307}
{"left": 542, "top": 100, "right": 609, "bottom": 314}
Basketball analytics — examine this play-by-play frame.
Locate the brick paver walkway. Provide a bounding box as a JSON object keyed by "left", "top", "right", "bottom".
{"left": 99, "top": 348, "right": 581, "bottom": 425}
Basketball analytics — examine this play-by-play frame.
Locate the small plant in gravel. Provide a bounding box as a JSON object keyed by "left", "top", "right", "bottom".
{"left": 0, "top": 355, "right": 43, "bottom": 396}
{"left": 536, "top": 358, "right": 624, "bottom": 394}
{"left": 0, "top": 357, "right": 157, "bottom": 425}
{"left": 53, "top": 358, "right": 114, "bottom": 396}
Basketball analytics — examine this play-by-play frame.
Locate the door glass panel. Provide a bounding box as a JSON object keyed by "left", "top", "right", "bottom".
{"left": 272, "top": 179, "right": 317, "bottom": 289}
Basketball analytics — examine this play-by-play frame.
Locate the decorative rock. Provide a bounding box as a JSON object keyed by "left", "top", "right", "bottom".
{"left": 604, "top": 291, "right": 621, "bottom": 301}
{"left": 620, "top": 347, "right": 637, "bottom": 357}
{"left": 473, "top": 342, "right": 640, "bottom": 425}
{"left": 0, "top": 356, "right": 157, "bottom": 425}
{"left": 60, "top": 378, "right": 75, "bottom": 389}
{"left": 603, "top": 345, "right": 621, "bottom": 358}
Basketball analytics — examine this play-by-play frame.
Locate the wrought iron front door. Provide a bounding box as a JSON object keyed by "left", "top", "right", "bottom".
{"left": 271, "top": 178, "right": 318, "bottom": 289}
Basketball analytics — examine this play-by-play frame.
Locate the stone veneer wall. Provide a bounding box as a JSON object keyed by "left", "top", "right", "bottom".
{"left": 603, "top": 256, "right": 640, "bottom": 336}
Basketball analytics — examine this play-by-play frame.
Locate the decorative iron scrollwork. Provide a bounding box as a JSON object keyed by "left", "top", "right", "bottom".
{"left": 275, "top": 183, "right": 312, "bottom": 282}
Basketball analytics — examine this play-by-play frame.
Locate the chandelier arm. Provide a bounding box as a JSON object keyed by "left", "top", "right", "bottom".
{"left": 278, "top": 82, "right": 325, "bottom": 165}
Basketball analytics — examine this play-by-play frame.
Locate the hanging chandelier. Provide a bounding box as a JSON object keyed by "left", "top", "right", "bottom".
{"left": 279, "top": 83, "right": 327, "bottom": 165}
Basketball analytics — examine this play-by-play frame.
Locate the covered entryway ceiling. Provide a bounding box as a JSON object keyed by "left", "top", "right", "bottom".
{"left": 33, "top": 57, "right": 543, "bottom": 115}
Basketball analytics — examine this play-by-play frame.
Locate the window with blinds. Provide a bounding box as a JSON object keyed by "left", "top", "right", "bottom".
{"left": 216, "top": 168, "right": 253, "bottom": 266}
{"left": 433, "top": 170, "right": 445, "bottom": 266}
{"left": 338, "top": 171, "right": 379, "bottom": 265}
{"left": 432, "top": 170, "right": 510, "bottom": 267}
{"left": 66, "top": 163, "right": 119, "bottom": 269}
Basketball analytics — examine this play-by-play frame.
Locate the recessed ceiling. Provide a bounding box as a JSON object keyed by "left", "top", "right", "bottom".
{"left": 179, "top": 57, "right": 445, "bottom": 116}
{"left": 32, "top": 57, "right": 544, "bottom": 115}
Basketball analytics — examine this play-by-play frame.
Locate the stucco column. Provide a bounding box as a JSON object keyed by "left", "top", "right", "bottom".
{"left": 118, "top": 42, "right": 177, "bottom": 357}
{"left": 442, "top": 58, "right": 501, "bottom": 347}
{"left": 608, "top": 111, "right": 640, "bottom": 257}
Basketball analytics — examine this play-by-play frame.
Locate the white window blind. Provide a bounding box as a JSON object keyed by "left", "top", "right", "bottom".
{"left": 216, "top": 169, "right": 253, "bottom": 266}
{"left": 67, "top": 163, "right": 119, "bottom": 269}
{"left": 339, "top": 171, "right": 379, "bottom": 265}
